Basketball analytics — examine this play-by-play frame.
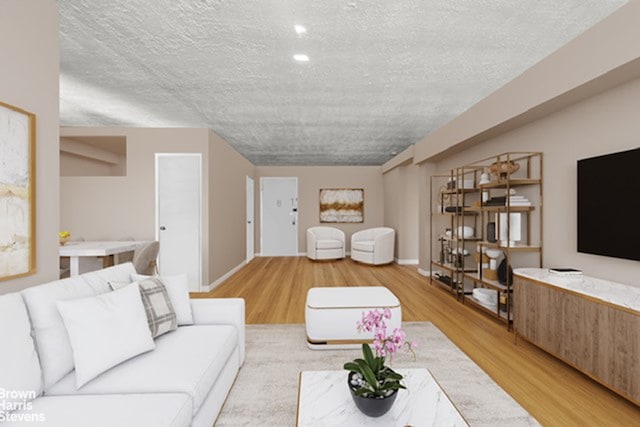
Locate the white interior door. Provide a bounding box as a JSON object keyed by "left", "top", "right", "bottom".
{"left": 246, "top": 176, "right": 254, "bottom": 262}
{"left": 156, "top": 154, "right": 202, "bottom": 292}
{"left": 261, "top": 177, "right": 298, "bottom": 256}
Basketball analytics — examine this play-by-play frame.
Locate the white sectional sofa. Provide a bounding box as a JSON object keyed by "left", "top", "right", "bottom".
{"left": 0, "top": 263, "right": 244, "bottom": 427}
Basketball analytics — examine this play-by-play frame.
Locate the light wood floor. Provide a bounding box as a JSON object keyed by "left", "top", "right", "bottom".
{"left": 193, "top": 257, "right": 640, "bottom": 426}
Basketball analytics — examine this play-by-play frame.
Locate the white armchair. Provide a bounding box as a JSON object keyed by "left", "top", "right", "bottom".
{"left": 350, "top": 227, "right": 395, "bottom": 265}
{"left": 306, "top": 227, "right": 346, "bottom": 260}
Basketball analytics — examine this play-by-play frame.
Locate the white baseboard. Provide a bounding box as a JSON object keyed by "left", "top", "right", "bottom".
{"left": 207, "top": 261, "right": 246, "bottom": 292}
{"left": 418, "top": 268, "right": 431, "bottom": 277}
{"left": 255, "top": 253, "right": 307, "bottom": 257}
{"left": 395, "top": 258, "right": 419, "bottom": 265}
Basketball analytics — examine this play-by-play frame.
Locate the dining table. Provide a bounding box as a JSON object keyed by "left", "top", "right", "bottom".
{"left": 59, "top": 240, "right": 145, "bottom": 277}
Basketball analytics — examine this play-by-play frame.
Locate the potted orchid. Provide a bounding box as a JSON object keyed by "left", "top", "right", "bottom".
{"left": 343, "top": 309, "right": 415, "bottom": 417}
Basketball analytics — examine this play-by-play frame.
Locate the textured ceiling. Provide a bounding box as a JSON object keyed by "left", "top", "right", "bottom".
{"left": 59, "top": 0, "right": 625, "bottom": 166}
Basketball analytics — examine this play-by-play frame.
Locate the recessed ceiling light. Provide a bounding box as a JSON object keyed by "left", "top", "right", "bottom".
{"left": 294, "top": 25, "right": 307, "bottom": 35}
{"left": 293, "top": 54, "right": 309, "bottom": 62}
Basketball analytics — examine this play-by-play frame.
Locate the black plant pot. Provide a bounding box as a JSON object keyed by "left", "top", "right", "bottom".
{"left": 347, "top": 371, "right": 399, "bottom": 417}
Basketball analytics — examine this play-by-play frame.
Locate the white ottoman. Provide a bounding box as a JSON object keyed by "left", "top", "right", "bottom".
{"left": 305, "top": 286, "right": 402, "bottom": 350}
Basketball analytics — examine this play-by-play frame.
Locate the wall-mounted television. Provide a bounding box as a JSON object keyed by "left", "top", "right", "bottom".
{"left": 577, "top": 147, "right": 640, "bottom": 261}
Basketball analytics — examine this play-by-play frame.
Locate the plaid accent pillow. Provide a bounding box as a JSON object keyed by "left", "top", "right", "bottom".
{"left": 138, "top": 277, "right": 177, "bottom": 338}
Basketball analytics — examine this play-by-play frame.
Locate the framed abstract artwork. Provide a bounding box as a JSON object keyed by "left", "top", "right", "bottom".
{"left": 0, "top": 101, "right": 36, "bottom": 280}
{"left": 319, "top": 188, "right": 364, "bottom": 223}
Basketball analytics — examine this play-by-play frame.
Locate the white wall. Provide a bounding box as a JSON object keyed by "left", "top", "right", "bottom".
{"left": 0, "top": 0, "right": 60, "bottom": 294}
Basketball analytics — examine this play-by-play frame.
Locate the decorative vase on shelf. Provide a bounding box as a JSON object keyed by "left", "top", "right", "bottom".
{"left": 489, "top": 160, "right": 520, "bottom": 180}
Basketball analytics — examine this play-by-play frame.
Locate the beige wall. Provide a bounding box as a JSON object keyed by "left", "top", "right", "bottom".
{"left": 254, "top": 166, "right": 384, "bottom": 253}
{"left": 409, "top": 1, "right": 640, "bottom": 286}
{"left": 417, "top": 162, "right": 436, "bottom": 273}
{"left": 60, "top": 127, "right": 212, "bottom": 286}
{"left": 209, "top": 130, "right": 255, "bottom": 283}
{"left": 382, "top": 161, "right": 419, "bottom": 262}
{"left": 419, "top": 75, "right": 640, "bottom": 286}
{"left": 60, "top": 152, "right": 121, "bottom": 176}
{"left": 0, "top": 1, "right": 60, "bottom": 294}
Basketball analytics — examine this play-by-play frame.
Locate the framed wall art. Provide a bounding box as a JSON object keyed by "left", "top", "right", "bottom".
{"left": 0, "top": 101, "right": 36, "bottom": 280}
{"left": 319, "top": 188, "right": 364, "bottom": 223}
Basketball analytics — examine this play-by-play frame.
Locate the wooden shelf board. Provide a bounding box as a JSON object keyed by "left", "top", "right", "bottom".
{"left": 430, "top": 277, "right": 457, "bottom": 293}
{"left": 467, "top": 206, "right": 535, "bottom": 212}
{"left": 464, "top": 273, "right": 508, "bottom": 291}
{"left": 477, "top": 242, "right": 542, "bottom": 252}
{"left": 441, "top": 237, "right": 483, "bottom": 242}
{"left": 478, "top": 179, "right": 541, "bottom": 189}
{"left": 465, "top": 296, "right": 511, "bottom": 323}
{"left": 440, "top": 188, "right": 477, "bottom": 195}
{"left": 431, "top": 261, "right": 477, "bottom": 273}
{"left": 436, "top": 210, "right": 479, "bottom": 216}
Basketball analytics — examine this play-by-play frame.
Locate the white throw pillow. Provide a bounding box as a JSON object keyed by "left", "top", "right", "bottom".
{"left": 0, "top": 293, "right": 43, "bottom": 411}
{"left": 20, "top": 263, "right": 137, "bottom": 391}
{"left": 56, "top": 283, "right": 155, "bottom": 388}
{"left": 131, "top": 273, "right": 193, "bottom": 325}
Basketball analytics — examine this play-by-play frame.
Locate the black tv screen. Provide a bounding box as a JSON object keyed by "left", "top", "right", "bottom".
{"left": 577, "top": 147, "right": 640, "bottom": 261}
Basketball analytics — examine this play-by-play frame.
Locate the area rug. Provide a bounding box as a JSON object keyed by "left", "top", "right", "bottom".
{"left": 216, "top": 322, "right": 539, "bottom": 426}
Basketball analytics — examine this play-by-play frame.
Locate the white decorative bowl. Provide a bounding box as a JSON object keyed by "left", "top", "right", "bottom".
{"left": 450, "top": 248, "right": 470, "bottom": 256}
{"left": 485, "top": 249, "right": 502, "bottom": 259}
{"left": 456, "top": 226, "right": 474, "bottom": 239}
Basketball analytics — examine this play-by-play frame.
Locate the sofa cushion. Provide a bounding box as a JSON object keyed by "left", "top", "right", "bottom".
{"left": 316, "top": 239, "right": 343, "bottom": 250}
{"left": 0, "top": 293, "right": 42, "bottom": 413}
{"left": 21, "top": 263, "right": 137, "bottom": 391}
{"left": 132, "top": 273, "right": 193, "bottom": 325}
{"left": 352, "top": 240, "right": 375, "bottom": 252}
{"left": 48, "top": 325, "right": 238, "bottom": 415}
{"left": 57, "top": 282, "right": 156, "bottom": 388}
{"left": 138, "top": 278, "right": 178, "bottom": 337}
{"left": 1, "top": 393, "right": 192, "bottom": 427}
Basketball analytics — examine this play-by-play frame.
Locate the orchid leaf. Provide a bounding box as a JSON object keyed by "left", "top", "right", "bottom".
{"left": 380, "top": 382, "right": 406, "bottom": 391}
{"left": 379, "top": 369, "right": 403, "bottom": 381}
{"left": 354, "top": 387, "right": 371, "bottom": 397}
{"left": 362, "top": 344, "right": 375, "bottom": 368}
{"left": 343, "top": 362, "right": 362, "bottom": 375}
{"left": 355, "top": 359, "right": 379, "bottom": 390}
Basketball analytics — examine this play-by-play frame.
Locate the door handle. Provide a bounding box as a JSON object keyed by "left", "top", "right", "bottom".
{"left": 159, "top": 226, "right": 166, "bottom": 231}
{"left": 247, "top": 221, "right": 252, "bottom": 224}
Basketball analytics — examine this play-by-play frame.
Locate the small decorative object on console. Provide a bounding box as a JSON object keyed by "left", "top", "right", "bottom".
{"left": 549, "top": 268, "right": 583, "bottom": 276}
{"left": 59, "top": 231, "right": 71, "bottom": 246}
{"left": 344, "top": 309, "right": 415, "bottom": 417}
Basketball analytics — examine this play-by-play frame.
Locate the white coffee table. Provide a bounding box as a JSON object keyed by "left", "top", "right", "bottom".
{"left": 296, "top": 368, "right": 468, "bottom": 427}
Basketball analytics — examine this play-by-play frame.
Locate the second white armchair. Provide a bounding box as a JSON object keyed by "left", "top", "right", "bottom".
{"left": 350, "top": 227, "right": 395, "bottom": 265}
{"left": 306, "top": 226, "right": 346, "bottom": 260}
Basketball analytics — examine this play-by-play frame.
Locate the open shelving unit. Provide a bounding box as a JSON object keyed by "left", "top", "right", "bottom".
{"left": 429, "top": 152, "right": 543, "bottom": 329}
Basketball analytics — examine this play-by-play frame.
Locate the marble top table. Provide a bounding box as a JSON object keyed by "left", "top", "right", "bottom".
{"left": 514, "top": 268, "right": 640, "bottom": 313}
{"left": 60, "top": 241, "right": 144, "bottom": 276}
{"left": 296, "top": 368, "right": 468, "bottom": 427}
